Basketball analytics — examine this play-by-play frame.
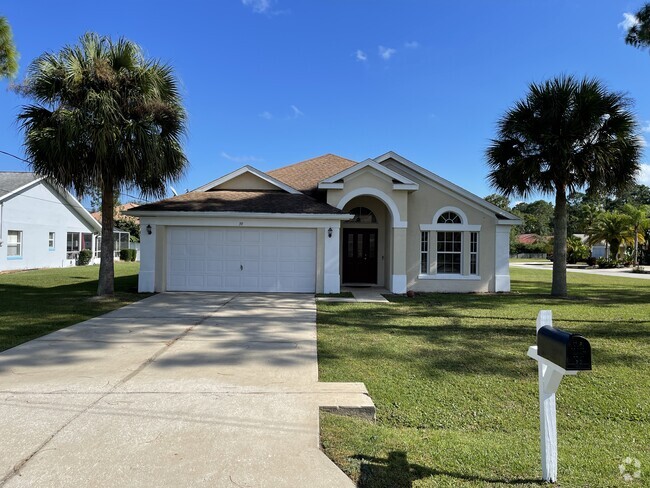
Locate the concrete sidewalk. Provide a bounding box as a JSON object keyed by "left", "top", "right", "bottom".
{"left": 510, "top": 261, "right": 650, "bottom": 280}
{"left": 0, "top": 293, "right": 373, "bottom": 487}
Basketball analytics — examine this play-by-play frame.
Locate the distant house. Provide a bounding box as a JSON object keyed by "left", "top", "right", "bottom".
{"left": 91, "top": 203, "right": 138, "bottom": 258}
{"left": 574, "top": 234, "right": 607, "bottom": 258}
{"left": 0, "top": 172, "right": 101, "bottom": 271}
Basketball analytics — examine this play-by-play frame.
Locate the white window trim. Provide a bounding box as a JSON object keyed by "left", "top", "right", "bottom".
{"left": 418, "top": 273, "right": 482, "bottom": 281}
{"left": 435, "top": 230, "right": 463, "bottom": 275}
{"left": 7, "top": 230, "right": 23, "bottom": 259}
{"left": 420, "top": 223, "right": 481, "bottom": 232}
{"left": 470, "top": 231, "right": 479, "bottom": 276}
{"left": 48, "top": 232, "right": 56, "bottom": 251}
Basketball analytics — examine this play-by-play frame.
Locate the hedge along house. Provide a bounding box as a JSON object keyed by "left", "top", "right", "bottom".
{"left": 129, "top": 152, "right": 520, "bottom": 294}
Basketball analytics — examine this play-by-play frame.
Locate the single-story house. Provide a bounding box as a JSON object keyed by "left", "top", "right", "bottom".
{"left": 129, "top": 152, "right": 521, "bottom": 294}
{"left": 0, "top": 172, "right": 101, "bottom": 271}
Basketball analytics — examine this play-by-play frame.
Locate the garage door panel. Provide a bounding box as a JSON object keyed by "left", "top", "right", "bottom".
{"left": 167, "top": 227, "right": 316, "bottom": 292}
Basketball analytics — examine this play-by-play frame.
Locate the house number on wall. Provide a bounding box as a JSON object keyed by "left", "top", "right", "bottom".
{"left": 239, "top": 222, "right": 244, "bottom": 226}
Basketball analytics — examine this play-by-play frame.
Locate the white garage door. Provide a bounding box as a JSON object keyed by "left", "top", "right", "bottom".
{"left": 167, "top": 227, "right": 317, "bottom": 292}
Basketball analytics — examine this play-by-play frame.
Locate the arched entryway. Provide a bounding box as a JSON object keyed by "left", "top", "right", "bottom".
{"left": 340, "top": 196, "right": 392, "bottom": 287}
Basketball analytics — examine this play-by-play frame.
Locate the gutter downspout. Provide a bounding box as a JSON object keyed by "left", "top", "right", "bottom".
{"left": 0, "top": 202, "right": 4, "bottom": 247}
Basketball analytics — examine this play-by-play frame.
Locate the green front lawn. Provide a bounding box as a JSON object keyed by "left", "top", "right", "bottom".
{"left": 318, "top": 268, "right": 649, "bottom": 487}
{"left": 0, "top": 262, "right": 147, "bottom": 352}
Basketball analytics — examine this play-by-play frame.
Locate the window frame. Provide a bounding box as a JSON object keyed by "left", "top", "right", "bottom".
{"left": 436, "top": 231, "right": 463, "bottom": 275}
{"left": 470, "top": 232, "right": 479, "bottom": 275}
{"left": 7, "top": 230, "right": 23, "bottom": 259}
{"left": 48, "top": 231, "right": 56, "bottom": 251}
{"left": 420, "top": 231, "right": 429, "bottom": 274}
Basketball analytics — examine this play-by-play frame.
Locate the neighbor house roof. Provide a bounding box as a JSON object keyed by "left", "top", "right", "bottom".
{"left": 516, "top": 234, "right": 546, "bottom": 244}
{"left": 0, "top": 172, "right": 40, "bottom": 200}
{"left": 267, "top": 154, "right": 357, "bottom": 194}
{"left": 129, "top": 190, "right": 347, "bottom": 215}
{"left": 91, "top": 202, "right": 140, "bottom": 223}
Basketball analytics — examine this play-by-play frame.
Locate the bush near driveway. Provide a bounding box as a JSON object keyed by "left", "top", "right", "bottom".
{"left": 0, "top": 262, "right": 147, "bottom": 352}
{"left": 318, "top": 268, "right": 649, "bottom": 487}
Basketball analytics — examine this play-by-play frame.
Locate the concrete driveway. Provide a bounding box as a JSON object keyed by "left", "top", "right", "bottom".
{"left": 0, "top": 293, "right": 373, "bottom": 487}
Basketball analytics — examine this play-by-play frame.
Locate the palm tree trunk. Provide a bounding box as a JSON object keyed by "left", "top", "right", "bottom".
{"left": 98, "top": 182, "right": 115, "bottom": 295}
{"left": 551, "top": 187, "right": 568, "bottom": 297}
{"left": 634, "top": 225, "right": 639, "bottom": 267}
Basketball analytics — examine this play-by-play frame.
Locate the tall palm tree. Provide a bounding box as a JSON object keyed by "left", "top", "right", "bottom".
{"left": 587, "top": 212, "right": 637, "bottom": 260}
{"left": 622, "top": 203, "right": 649, "bottom": 266}
{"left": 18, "top": 33, "right": 187, "bottom": 295}
{"left": 625, "top": 4, "right": 650, "bottom": 51}
{"left": 0, "top": 16, "right": 18, "bottom": 79}
{"left": 486, "top": 76, "right": 641, "bottom": 296}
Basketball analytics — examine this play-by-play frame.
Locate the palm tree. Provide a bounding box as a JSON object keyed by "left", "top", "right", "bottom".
{"left": 0, "top": 16, "right": 18, "bottom": 79}
{"left": 625, "top": 4, "right": 650, "bottom": 51}
{"left": 18, "top": 33, "right": 187, "bottom": 295}
{"left": 486, "top": 76, "right": 641, "bottom": 296}
{"left": 622, "top": 204, "right": 649, "bottom": 266}
{"left": 587, "top": 212, "right": 637, "bottom": 260}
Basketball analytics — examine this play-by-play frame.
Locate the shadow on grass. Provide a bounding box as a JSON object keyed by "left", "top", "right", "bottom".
{"left": 353, "top": 452, "right": 542, "bottom": 487}
{"left": 0, "top": 273, "right": 144, "bottom": 352}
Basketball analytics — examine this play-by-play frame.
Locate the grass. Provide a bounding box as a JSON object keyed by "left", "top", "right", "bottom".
{"left": 0, "top": 262, "right": 148, "bottom": 352}
{"left": 318, "top": 268, "right": 649, "bottom": 487}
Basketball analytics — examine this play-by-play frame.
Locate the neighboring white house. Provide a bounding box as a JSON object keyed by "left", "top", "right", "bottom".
{"left": 129, "top": 152, "right": 521, "bottom": 294}
{"left": 0, "top": 172, "right": 101, "bottom": 272}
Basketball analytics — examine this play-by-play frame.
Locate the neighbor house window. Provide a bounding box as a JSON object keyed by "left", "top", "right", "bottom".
{"left": 48, "top": 232, "right": 55, "bottom": 251}
{"left": 470, "top": 232, "right": 479, "bottom": 275}
{"left": 437, "top": 231, "right": 462, "bottom": 274}
{"left": 7, "top": 230, "right": 22, "bottom": 258}
{"left": 420, "top": 231, "right": 429, "bottom": 274}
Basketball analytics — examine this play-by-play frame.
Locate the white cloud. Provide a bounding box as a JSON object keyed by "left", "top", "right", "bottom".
{"left": 259, "top": 111, "right": 273, "bottom": 120}
{"left": 619, "top": 12, "right": 640, "bottom": 30}
{"left": 355, "top": 50, "right": 367, "bottom": 62}
{"left": 404, "top": 41, "right": 419, "bottom": 49}
{"left": 220, "top": 151, "right": 264, "bottom": 164}
{"left": 637, "top": 163, "right": 650, "bottom": 186}
{"left": 641, "top": 120, "right": 650, "bottom": 132}
{"left": 290, "top": 105, "right": 303, "bottom": 118}
{"left": 378, "top": 45, "right": 396, "bottom": 60}
{"left": 242, "top": 0, "right": 271, "bottom": 13}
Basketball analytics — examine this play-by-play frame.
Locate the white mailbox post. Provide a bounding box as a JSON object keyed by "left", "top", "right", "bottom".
{"left": 527, "top": 310, "right": 591, "bottom": 483}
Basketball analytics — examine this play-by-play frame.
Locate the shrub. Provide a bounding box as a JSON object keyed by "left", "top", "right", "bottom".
{"left": 77, "top": 249, "right": 93, "bottom": 266}
{"left": 586, "top": 256, "right": 597, "bottom": 266}
{"left": 119, "top": 248, "right": 137, "bottom": 261}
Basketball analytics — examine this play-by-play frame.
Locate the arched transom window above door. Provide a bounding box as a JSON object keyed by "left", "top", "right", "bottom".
{"left": 349, "top": 207, "right": 377, "bottom": 224}
{"left": 437, "top": 211, "right": 462, "bottom": 224}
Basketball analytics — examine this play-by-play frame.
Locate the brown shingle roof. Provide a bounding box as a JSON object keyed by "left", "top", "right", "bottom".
{"left": 91, "top": 202, "right": 140, "bottom": 223}
{"left": 131, "top": 190, "right": 345, "bottom": 214}
{"left": 267, "top": 154, "right": 357, "bottom": 194}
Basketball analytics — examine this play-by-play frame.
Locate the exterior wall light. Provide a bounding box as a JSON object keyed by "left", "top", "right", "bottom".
{"left": 327, "top": 227, "right": 333, "bottom": 238}
{"left": 146, "top": 224, "right": 152, "bottom": 235}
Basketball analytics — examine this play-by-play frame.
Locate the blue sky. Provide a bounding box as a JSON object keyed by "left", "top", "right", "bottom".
{"left": 2, "top": 1, "right": 650, "bottom": 205}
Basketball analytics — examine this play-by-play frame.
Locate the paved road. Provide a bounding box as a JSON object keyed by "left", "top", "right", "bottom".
{"left": 510, "top": 262, "right": 650, "bottom": 280}
{"left": 0, "top": 293, "right": 364, "bottom": 487}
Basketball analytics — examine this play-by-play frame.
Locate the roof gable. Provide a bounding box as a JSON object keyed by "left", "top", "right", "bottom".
{"left": 194, "top": 166, "right": 300, "bottom": 194}
{"left": 374, "top": 151, "right": 521, "bottom": 223}
{"left": 318, "top": 158, "right": 418, "bottom": 190}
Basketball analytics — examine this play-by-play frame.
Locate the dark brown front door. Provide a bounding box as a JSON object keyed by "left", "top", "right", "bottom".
{"left": 342, "top": 229, "right": 378, "bottom": 284}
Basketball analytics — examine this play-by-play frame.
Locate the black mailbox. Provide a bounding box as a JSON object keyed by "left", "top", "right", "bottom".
{"left": 537, "top": 326, "right": 591, "bottom": 371}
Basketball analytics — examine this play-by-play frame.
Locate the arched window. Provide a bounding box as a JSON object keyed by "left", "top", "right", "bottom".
{"left": 437, "top": 211, "right": 462, "bottom": 224}
{"left": 349, "top": 207, "right": 377, "bottom": 224}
